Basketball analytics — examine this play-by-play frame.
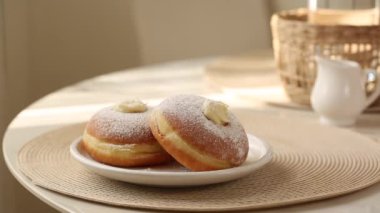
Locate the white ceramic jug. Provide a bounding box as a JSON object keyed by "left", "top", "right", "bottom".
{"left": 311, "top": 56, "right": 380, "bottom": 126}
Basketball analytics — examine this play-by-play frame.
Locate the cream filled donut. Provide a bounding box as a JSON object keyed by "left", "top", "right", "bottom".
{"left": 82, "top": 100, "right": 172, "bottom": 167}
{"left": 149, "top": 95, "right": 249, "bottom": 171}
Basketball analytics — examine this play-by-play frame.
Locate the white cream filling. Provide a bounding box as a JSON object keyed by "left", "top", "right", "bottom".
{"left": 83, "top": 131, "right": 164, "bottom": 157}
{"left": 202, "top": 99, "right": 230, "bottom": 125}
{"left": 113, "top": 99, "right": 147, "bottom": 113}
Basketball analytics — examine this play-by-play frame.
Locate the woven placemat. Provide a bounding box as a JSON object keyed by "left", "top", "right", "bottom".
{"left": 19, "top": 110, "right": 380, "bottom": 212}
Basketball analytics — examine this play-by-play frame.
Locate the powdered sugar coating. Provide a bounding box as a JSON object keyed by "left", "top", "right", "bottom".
{"left": 86, "top": 107, "right": 157, "bottom": 145}
{"left": 158, "top": 95, "right": 249, "bottom": 165}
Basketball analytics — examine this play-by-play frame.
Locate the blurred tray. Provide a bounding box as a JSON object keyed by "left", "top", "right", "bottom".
{"left": 205, "top": 52, "right": 380, "bottom": 113}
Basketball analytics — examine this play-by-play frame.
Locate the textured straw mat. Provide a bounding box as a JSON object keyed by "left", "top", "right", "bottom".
{"left": 19, "top": 110, "right": 380, "bottom": 212}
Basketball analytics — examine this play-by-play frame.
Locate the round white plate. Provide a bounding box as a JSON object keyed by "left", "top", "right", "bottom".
{"left": 70, "top": 134, "right": 272, "bottom": 187}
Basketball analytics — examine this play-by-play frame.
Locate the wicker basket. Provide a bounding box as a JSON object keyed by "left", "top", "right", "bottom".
{"left": 271, "top": 9, "right": 380, "bottom": 107}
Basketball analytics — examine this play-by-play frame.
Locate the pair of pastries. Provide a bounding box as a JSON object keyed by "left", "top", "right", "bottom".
{"left": 82, "top": 95, "right": 249, "bottom": 171}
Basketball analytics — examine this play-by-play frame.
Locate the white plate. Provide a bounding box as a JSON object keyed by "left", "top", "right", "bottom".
{"left": 70, "top": 134, "right": 272, "bottom": 187}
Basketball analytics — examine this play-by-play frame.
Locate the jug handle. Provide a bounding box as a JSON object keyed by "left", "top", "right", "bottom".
{"left": 364, "top": 69, "right": 380, "bottom": 109}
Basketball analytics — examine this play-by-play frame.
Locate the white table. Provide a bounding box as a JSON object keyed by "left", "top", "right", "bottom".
{"left": 3, "top": 55, "right": 380, "bottom": 212}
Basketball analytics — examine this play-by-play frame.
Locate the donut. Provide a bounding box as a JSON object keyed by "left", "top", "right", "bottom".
{"left": 82, "top": 100, "right": 172, "bottom": 167}
{"left": 149, "top": 95, "right": 249, "bottom": 171}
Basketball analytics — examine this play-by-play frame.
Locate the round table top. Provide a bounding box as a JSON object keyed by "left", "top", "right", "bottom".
{"left": 3, "top": 52, "right": 380, "bottom": 213}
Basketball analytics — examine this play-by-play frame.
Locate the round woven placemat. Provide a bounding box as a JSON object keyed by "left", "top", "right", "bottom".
{"left": 19, "top": 110, "right": 380, "bottom": 212}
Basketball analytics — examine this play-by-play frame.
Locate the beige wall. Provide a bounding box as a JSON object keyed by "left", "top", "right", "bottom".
{"left": 1, "top": 0, "right": 53, "bottom": 212}
{"left": 133, "top": 0, "right": 271, "bottom": 64}
{"left": 270, "top": 0, "right": 306, "bottom": 12}
{"left": 1, "top": 0, "right": 276, "bottom": 212}
{"left": 0, "top": 0, "right": 5, "bottom": 129}
{"left": 27, "top": 0, "right": 272, "bottom": 101}
{"left": 0, "top": 0, "right": 7, "bottom": 210}
{"left": 28, "top": 0, "right": 141, "bottom": 101}
{"left": 3, "top": 0, "right": 30, "bottom": 121}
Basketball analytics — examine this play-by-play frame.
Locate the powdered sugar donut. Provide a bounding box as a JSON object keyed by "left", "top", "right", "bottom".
{"left": 150, "top": 95, "right": 249, "bottom": 171}
{"left": 82, "top": 100, "right": 172, "bottom": 167}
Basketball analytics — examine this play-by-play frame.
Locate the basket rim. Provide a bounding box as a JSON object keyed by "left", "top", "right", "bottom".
{"left": 272, "top": 8, "right": 380, "bottom": 29}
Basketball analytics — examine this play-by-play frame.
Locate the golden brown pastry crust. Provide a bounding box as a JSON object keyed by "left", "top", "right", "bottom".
{"left": 150, "top": 95, "right": 249, "bottom": 171}
{"left": 81, "top": 138, "right": 172, "bottom": 167}
{"left": 85, "top": 107, "right": 156, "bottom": 145}
{"left": 83, "top": 107, "right": 172, "bottom": 167}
